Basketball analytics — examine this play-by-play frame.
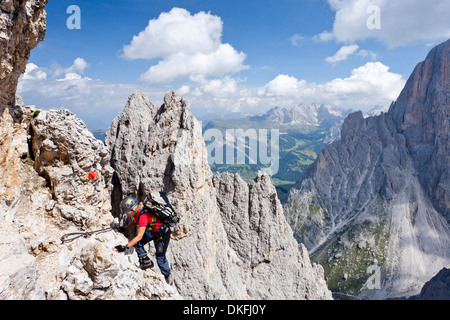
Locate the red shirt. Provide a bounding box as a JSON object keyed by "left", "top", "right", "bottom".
{"left": 134, "top": 208, "right": 163, "bottom": 236}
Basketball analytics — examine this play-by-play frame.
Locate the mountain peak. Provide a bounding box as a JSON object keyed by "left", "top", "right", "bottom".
{"left": 390, "top": 38, "right": 449, "bottom": 133}
{"left": 254, "top": 103, "right": 348, "bottom": 128}
{"left": 389, "top": 38, "right": 449, "bottom": 218}
{"left": 285, "top": 39, "right": 450, "bottom": 299}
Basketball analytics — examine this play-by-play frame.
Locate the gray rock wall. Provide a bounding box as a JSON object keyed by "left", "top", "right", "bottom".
{"left": 106, "top": 91, "right": 332, "bottom": 300}
{"left": 285, "top": 39, "right": 450, "bottom": 299}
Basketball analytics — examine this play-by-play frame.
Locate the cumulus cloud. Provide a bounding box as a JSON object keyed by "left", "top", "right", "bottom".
{"left": 65, "top": 57, "right": 90, "bottom": 74}
{"left": 257, "top": 75, "right": 307, "bottom": 97}
{"left": 140, "top": 43, "right": 247, "bottom": 83}
{"left": 319, "top": 62, "right": 405, "bottom": 104}
{"left": 19, "top": 61, "right": 116, "bottom": 105}
{"left": 253, "top": 61, "right": 405, "bottom": 110}
{"left": 22, "top": 63, "right": 48, "bottom": 80}
{"left": 183, "top": 61, "right": 405, "bottom": 114}
{"left": 18, "top": 57, "right": 405, "bottom": 128}
{"left": 122, "top": 7, "right": 248, "bottom": 83}
{"left": 325, "top": 44, "right": 360, "bottom": 63}
{"left": 17, "top": 60, "right": 140, "bottom": 129}
{"left": 317, "top": 0, "right": 450, "bottom": 47}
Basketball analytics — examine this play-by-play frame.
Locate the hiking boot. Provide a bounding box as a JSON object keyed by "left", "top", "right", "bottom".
{"left": 165, "top": 273, "right": 173, "bottom": 285}
{"left": 139, "top": 256, "right": 154, "bottom": 270}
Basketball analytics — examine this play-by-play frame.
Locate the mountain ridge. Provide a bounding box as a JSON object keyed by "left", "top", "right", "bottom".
{"left": 285, "top": 39, "right": 450, "bottom": 299}
{"left": 0, "top": 1, "right": 331, "bottom": 300}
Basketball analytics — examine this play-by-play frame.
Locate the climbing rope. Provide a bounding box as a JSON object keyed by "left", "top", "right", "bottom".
{"left": 60, "top": 227, "right": 116, "bottom": 243}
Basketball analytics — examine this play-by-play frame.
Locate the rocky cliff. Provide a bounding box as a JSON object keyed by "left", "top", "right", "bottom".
{"left": 408, "top": 268, "right": 450, "bottom": 300}
{"left": 389, "top": 41, "right": 450, "bottom": 221}
{"left": 285, "top": 39, "right": 450, "bottom": 299}
{"left": 0, "top": 0, "right": 48, "bottom": 299}
{"left": 0, "top": 0, "right": 331, "bottom": 299}
{"left": 1, "top": 0, "right": 48, "bottom": 222}
{"left": 106, "top": 91, "right": 332, "bottom": 300}
{"left": 0, "top": 0, "right": 177, "bottom": 300}
{"left": 1, "top": 103, "right": 181, "bottom": 299}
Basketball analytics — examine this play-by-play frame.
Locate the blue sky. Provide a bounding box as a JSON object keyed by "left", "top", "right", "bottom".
{"left": 18, "top": 0, "right": 450, "bottom": 129}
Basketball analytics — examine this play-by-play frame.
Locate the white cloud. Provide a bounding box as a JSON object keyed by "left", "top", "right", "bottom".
{"left": 325, "top": 45, "right": 360, "bottom": 63}
{"left": 250, "top": 62, "right": 405, "bottom": 111}
{"left": 65, "top": 57, "right": 89, "bottom": 74}
{"left": 122, "top": 7, "right": 248, "bottom": 83}
{"left": 140, "top": 43, "right": 247, "bottom": 83}
{"left": 199, "top": 77, "right": 239, "bottom": 96}
{"left": 182, "top": 60, "right": 405, "bottom": 116}
{"left": 177, "top": 85, "right": 190, "bottom": 95}
{"left": 122, "top": 7, "right": 222, "bottom": 60}
{"left": 23, "top": 63, "right": 47, "bottom": 80}
{"left": 358, "top": 49, "right": 378, "bottom": 60}
{"left": 56, "top": 73, "right": 83, "bottom": 82}
{"left": 17, "top": 61, "right": 140, "bottom": 129}
{"left": 313, "top": 31, "right": 334, "bottom": 43}
{"left": 257, "top": 75, "right": 306, "bottom": 97}
{"left": 317, "top": 0, "right": 450, "bottom": 47}
{"left": 18, "top": 59, "right": 405, "bottom": 128}
{"left": 290, "top": 34, "right": 304, "bottom": 46}
{"left": 319, "top": 62, "right": 405, "bottom": 104}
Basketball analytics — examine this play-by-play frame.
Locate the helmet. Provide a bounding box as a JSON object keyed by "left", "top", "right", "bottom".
{"left": 120, "top": 196, "right": 138, "bottom": 214}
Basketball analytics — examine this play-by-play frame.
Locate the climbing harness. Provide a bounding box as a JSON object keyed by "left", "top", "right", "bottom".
{"left": 60, "top": 227, "right": 116, "bottom": 244}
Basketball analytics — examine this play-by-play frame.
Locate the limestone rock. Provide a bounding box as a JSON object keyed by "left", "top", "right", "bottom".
{"left": 0, "top": 0, "right": 48, "bottom": 300}
{"left": 285, "top": 39, "right": 450, "bottom": 299}
{"left": 213, "top": 171, "right": 331, "bottom": 299}
{"left": 57, "top": 232, "right": 181, "bottom": 300}
{"left": 106, "top": 90, "right": 332, "bottom": 300}
{"left": 0, "top": 0, "right": 48, "bottom": 108}
{"left": 409, "top": 268, "right": 450, "bottom": 300}
{"left": 0, "top": 229, "right": 45, "bottom": 300}
{"left": 0, "top": 102, "right": 181, "bottom": 300}
{"left": 30, "top": 109, "right": 114, "bottom": 229}
{"left": 390, "top": 39, "right": 450, "bottom": 221}
{"left": 0, "top": 0, "right": 48, "bottom": 224}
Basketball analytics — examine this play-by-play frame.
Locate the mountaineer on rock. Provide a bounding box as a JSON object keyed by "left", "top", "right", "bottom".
{"left": 114, "top": 195, "right": 173, "bottom": 285}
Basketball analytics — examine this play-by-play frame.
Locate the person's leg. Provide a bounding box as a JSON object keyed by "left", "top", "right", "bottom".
{"left": 135, "top": 232, "right": 150, "bottom": 258}
{"left": 154, "top": 230, "right": 171, "bottom": 278}
{"left": 135, "top": 232, "right": 154, "bottom": 269}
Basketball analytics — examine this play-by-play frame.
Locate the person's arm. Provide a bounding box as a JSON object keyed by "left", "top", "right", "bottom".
{"left": 127, "top": 226, "right": 146, "bottom": 248}
{"left": 113, "top": 226, "right": 146, "bottom": 253}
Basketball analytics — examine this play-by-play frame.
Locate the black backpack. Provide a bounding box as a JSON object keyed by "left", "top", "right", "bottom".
{"left": 143, "top": 191, "right": 180, "bottom": 228}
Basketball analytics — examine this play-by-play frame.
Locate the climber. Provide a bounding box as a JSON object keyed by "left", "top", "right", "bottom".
{"left": 113, "top": 196, "right": 173, "bottom": 285}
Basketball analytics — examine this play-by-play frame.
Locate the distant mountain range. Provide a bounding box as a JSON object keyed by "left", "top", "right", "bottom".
{"left": 91, "top": 104, "right": 385, "bottom": 202}
{"left": 202, "top": 103, "right": 353, "bottom": 201}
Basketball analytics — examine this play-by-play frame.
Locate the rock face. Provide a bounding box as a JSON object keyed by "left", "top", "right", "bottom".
{"left": 0, "top": 105, "right": 181, "bottom": 300}
{"left": 30, "top": 109, "right": 113, "bottom": 229}
{"left": 285, "top": 39, "right": 450, "bottom": 299}
{"left": 409, "top": 268, "right": 450, "bottom": 300}
{"left": 1, "top": 94, "right": 330, "bottom": 299}
{"left": 0, "top": 0, "right": 48, "bottom": 223}
{"left": 0, "top": 0, "right": 48, "bottom": 300}
{"left": 0, "top": 0, "right": 331, "bottom": 300}
{"left": 390, "top": 41, "right": 450, "bottom": 221}
{"left": 106, "top": 91, "right": 332, "bottom": 300}
{"left": 0, "top": 0, "right": 48, "bottom": 108}
{"left": 213, "top": 172, "right": 331, "bottom": 299}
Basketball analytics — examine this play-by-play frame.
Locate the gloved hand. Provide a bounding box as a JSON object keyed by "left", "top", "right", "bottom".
{"left": 114, "top": 245, "right": 129, "bottom": 253}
